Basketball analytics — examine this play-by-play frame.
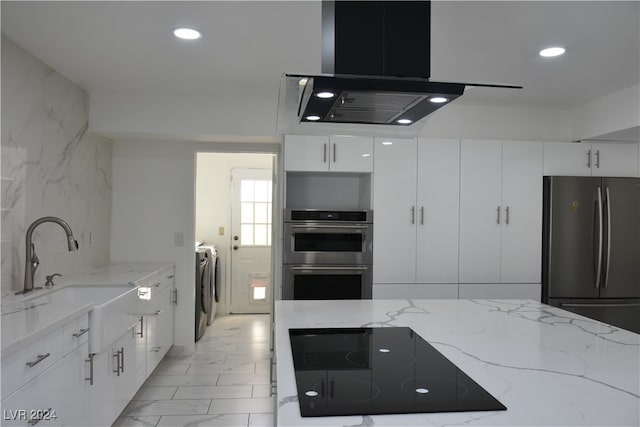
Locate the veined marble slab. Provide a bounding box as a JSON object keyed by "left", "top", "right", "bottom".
{"left": 275, "top": 299, "right": 640, "bottom": 427}
{"left": 1, "top": 263, "right": 172, "bottom": 356}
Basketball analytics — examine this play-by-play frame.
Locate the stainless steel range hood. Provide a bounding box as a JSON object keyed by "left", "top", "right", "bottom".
{"left": 276, "top": 1, "right": 520, "bottom": 137}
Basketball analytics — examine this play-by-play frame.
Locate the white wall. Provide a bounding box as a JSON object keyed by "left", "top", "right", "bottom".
{"left": 195, "top": 152, "right": 274, "bottom": 314}
{"left": 1, "top": 36, "right": 112, "bottom": 295}
{"left": 571, "top": 84, "right": 640, "bottom": 141}
{"left": 111, "top": 140, "right": 278, "bottom": 355}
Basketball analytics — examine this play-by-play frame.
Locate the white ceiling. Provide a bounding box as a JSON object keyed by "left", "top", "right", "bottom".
{"left": 2, "top": 1, "right": 639, "bottom": 138}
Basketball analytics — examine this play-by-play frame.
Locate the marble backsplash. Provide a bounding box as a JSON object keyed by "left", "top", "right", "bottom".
{"left": 1, "top": 35, "right": 112, "bottom": 296}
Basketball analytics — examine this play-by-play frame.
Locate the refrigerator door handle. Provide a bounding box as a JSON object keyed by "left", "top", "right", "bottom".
{"left": 604, "top": 187, "right": 612, "bottom": 289}
{"left": 594, "top": 186, "right": 603, "bottom": 289}
{"left": 560, "top": 302, "right": 640, "bottom": 308}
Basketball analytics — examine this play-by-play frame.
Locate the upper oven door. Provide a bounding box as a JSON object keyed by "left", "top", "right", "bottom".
{"left": 284, "top": 222, "right": 373, "bottom": 265}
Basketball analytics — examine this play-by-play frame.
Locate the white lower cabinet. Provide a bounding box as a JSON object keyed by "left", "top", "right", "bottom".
{"left": 459, "top": 283, "right": 541, "bottom": 300}
{"left": 373, "top": 284, "right": 458, "bottom": 299}
{"left": 145, "top": 283, "right": 174, "bottom": 375}
{"left": 88, "top": 327, "right": 137, "bottom": 427}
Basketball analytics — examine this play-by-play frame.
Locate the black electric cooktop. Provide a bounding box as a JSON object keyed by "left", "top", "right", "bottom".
{"left": 289, "top": 327, "right": 506, "bottom": 417}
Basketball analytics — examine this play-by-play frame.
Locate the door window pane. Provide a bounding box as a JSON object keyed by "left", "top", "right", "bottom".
{"left": 239, "top": 179, "right": 272, "bottom": 247}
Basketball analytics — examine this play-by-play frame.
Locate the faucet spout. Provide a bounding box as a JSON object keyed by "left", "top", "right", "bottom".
{"left": 20, "top": 216, "right": 79, "bottom": 295}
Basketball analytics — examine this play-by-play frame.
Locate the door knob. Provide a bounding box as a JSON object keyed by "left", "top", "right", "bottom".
{"left": 233, "top": 235, "right": 239, "bottom": 241}
{"left": 233, "top": 245, "right": 239, "bottom": 251}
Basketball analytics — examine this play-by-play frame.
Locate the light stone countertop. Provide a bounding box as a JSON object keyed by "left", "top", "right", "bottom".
{"left": 275, "top": 299, "right": 640, "bottom": 427}
{"left": 1, "top": 263, "right": 173, "bottom": 357}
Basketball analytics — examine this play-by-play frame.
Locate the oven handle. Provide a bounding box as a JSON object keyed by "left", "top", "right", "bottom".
{"left": 289, "top": 266, "right": 369, "bottom": 271}
{"left": 290, "top": 224, "right": 369, "bottom": 230}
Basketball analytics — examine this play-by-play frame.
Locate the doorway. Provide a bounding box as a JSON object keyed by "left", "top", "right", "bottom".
{"left": 195, "top": 152, "right": 276, "bottom": 316}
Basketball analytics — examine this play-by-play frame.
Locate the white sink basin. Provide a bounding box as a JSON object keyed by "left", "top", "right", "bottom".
{"left": 24, "top": 284, "right": 141, "bottom": 353}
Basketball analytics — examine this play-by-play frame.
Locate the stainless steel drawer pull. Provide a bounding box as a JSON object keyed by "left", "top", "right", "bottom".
{"left": 505, "top": 206, "right": 510, "bottom": 225}
{"left": 72, "top": 328, "right": 90, "bottom": 338}
{"left": 496, "top": 206, "right": 501, "bottom": 224}
{"left": 86, "top": 354, "right": 95, "bottom": 385}
{"left": 152, "top": 309, "right": 163, "bottom": 316}
{"left": 419, "top": 206, "right": 425, "bottom": 225}
{"left": 26, "top": 353, "right": 50, "bottom": 367}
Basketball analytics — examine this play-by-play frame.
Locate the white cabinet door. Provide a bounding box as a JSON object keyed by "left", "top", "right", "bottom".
{"left": 459, "top": 140, "right": 503, "bottom": 283}
{"left": 591, "top": 142, "right": 639, "bottom": 177}
{"left": 543, "top": 142, "right": 591, "bottom": 176}
{"left": 146, "top": 285, "right": 173, "bottom": 375}
{"left": 329, "top": 136, "right": 374, "bottom": 172}
{"left": 134, "top": 315, "right": 147, "bottom": 386}
{"left": 0, "top": 342, "right": 89, "bottom": 427}
{"left": 416, "top": 138, "right": 460, "bottom": 283}
{"left": 501, "top": 141, "right": 543, "bottom": 283}
{"left": 373, "top": 138, "right": 417, "bottom": 283}
{"left": 284, "top": 135, "right": 330, "bottom": 171}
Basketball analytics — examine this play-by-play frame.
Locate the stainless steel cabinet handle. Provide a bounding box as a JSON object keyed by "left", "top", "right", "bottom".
{"left": 333, "top": 143, "right": 337, "bottom": 163}
{"left": 113, "top": 351, "right": 120, "bottom": 376}
{"left": 26, "top": 353, "right": 50, "bottom": 368}
{"left": 410, "top": 206, "right": 415, "bottom": 225}
{"left": 323, "top": 143, "right": 327, "bottom": 163}
{"left": 291, "top": 224, "right": 368, "bottom": 230}
{"left": 27, "top": 409, "right": 52, "bottom": 425}
{"left": 120, "top": 347, "right": 125, "bottom": 373}
{"left": 153, "top": 282, "right": 162, "bottom": 287}
{"left": 604, "top": 187, "right": 611, "bottom": 288}
{"left": 72, "top": 328, "right": 90, "bottom": 338}
{"left": 595, "top": 187, "right": 603, "bottom": 289}
{"left": 496, "top": 206, "right": 501, "bottom": 224}
{"left": 505, "top": 206, "right": 510, "bottom": 225}
{"left": 152, "top": 309, "right": 163, "bottom": 316}
{"left": 166, "top": 274, "right": 175, "bottom": 279}
{"left": 137, "top": 316, "right": 144, "bottom": 338}
{"left": 595, "top": 150, "right": 600, "bottom": 168}
{"left": 419, "top": 206, "right": 424, "bottom": 225}
{"left": 85, "top": 354, "right": 95, "bottom": 385}
{"left": 586, "top": 149, "right": 592, "bottom": 168}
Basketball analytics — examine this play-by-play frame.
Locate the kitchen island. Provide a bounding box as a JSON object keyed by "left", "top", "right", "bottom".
{"left": 275, "top": 299, "right": 639, "bottom": 426}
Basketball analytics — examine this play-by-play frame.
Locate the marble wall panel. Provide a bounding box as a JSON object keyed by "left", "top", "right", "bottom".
{"left": 1, "top": 35, "right": 112, "bottom": 295}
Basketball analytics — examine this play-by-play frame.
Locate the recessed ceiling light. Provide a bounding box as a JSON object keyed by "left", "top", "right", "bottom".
{"left": 539, "top": 47, "right": 565, "bottom": 57}
{"left": 173, "top": 28, "right": 202, "bottom": 40}
{"left": 382, "top": 141, "right": 393, "bottom": 146}
{"left": 429, "top": 97, "right": 448, "bottom": 103}
{"left": 315, "top": 91, "right": 335, "bottom": 99}
{"left": 397, "top": 118, "right": 412, "bottom": 124}
{"left": 305, "top": 115, "right": 321, "bottom": 121}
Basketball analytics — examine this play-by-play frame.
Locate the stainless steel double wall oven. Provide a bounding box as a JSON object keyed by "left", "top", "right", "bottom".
{"left": 283, "top": 209, "right": 373, "bottom": 300}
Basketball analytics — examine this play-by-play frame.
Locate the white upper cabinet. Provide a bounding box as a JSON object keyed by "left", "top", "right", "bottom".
{"left": 459, "top": 140, "right": 543, "bottom": 284}
{"left": 373, "top": 138, "right": 460, "bottom": 286}
{"left": 543, "top": 141, "right": 639, "bottom": 177}
{"left": 284, "top": 135, "right": 373, "bottom": 172}
{"left": 416, "top": 138, "right": 460, "bottom": 284}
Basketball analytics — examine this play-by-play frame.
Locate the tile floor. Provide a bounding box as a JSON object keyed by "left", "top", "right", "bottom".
{"left": 113, "top": 314, "right": 274, "bottom": 427}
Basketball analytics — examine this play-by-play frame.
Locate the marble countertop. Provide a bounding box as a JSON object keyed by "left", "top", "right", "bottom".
{"left": 1, "top": 263, "right": 173, "bottom": 357}
{"left": 275, "top": 299, "right": 640, "bottom": 427}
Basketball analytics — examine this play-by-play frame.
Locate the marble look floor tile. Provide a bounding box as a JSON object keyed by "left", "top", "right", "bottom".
{"left": 173, "top": 385, "right": 253, "bottom": 400}
{"left": 224, "top": 352, "right": 272, "bottom": 364}
{"left": 254, "top": 362, "right": 270, "bottom": 375}
{"left": 187, "top": 363, "right": 256, "bottom": 375}
{"left": 124, "top": 399, "right": 212, "bottom": 417}
{"left": 235, "top": 342, "right": 270, "bottom": 352}
{"left": 111, "top": 415, "right": 160, "bottom": 427}
{"left": 217, "top": 373, "right": 270, "bottom": 386}
{"left": 150, "top": 363, "right": 190, "bottom": 375}
{"left": 162, "top": 352, "right": 227, "bottom": 365}
{"left": 208, "top": 397, "right": 274, "bottom": 414}
{"left": 194, "top": 342, "right": 238, "bottom": 353}
{"left": 133, "top": 386, "right": 178, "bottom": 401}
{"left": 249, "top": 413, "right": 274, "bottom": 427}
{"left": 251, "top": 384, "right": 271, "bottom": 398}
{"left": 145, "top": 374, "right": 220, "bottom": 387}
{"left": 155, "top": 414, "right": 249, "bottom": 426}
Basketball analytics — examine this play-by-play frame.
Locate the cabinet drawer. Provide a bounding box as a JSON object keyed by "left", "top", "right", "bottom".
{"left": 62, "top": 314, "right": 90, "bottom": 354}
{"left": 1, "top": 328, "right": 64, "bottom": 399}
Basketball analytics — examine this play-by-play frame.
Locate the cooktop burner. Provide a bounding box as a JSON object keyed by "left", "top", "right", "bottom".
{"left": 289, "top": 327, "right": 506, "bottom": 417}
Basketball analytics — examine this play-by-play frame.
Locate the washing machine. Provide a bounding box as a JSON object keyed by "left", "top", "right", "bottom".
{"left": 199, "top": 244, "right": 218, "bottom": 325}
{"left": 195, "top": 248, "right": 212, "bottom": 341}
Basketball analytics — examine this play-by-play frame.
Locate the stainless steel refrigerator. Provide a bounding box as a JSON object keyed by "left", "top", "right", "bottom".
{"left": 542, "top": 176, "right": 640, "bottom": 333}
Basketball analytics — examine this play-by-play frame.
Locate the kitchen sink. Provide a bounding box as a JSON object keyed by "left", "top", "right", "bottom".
{"left": 23, "top": 284, "right": 141, "bottom": 353}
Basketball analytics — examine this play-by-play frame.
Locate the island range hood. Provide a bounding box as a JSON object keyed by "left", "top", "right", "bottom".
{"left": 276, "top": 1, "right": 520, "bottom": 135}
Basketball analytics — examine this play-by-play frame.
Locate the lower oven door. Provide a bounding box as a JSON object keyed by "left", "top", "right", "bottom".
{"left": 283, "top": 265, "right": 372, "bottom": 300}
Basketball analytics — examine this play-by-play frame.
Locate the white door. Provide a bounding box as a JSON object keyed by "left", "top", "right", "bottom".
{"left": 501, "top": 141, "right": 543, "bottom": 283}
{"left": 230, "top": 168, "right": 272, "bottom": 313}
{"left": 459, "top": 139, "right": 503, "bottom": 283}
{"left": 416, "top": 138, "right": 460, "bottom": 284}
{"left": 373, "top": 138, "right": 417, "bottom": 283}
